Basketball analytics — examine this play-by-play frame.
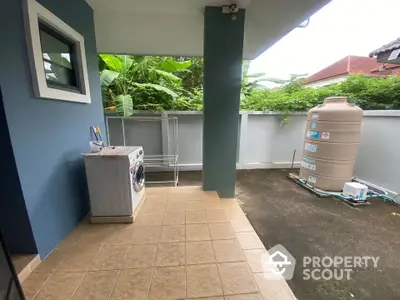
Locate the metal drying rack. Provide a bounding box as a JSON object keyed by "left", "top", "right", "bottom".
{"left": 105, "top": 115, "right": 179, "bottom": 186}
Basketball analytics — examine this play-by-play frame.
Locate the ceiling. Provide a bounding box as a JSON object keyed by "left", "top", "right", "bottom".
{"left": 86, "top": 0, "right": 331, "bottom": 59}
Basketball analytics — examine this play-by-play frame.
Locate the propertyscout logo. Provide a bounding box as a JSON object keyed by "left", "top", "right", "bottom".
{"left": 262, "top": 244, "right": 296, "bottom": 280}
{"left": 262, "top": 244, "right": 380, "bottom": 281}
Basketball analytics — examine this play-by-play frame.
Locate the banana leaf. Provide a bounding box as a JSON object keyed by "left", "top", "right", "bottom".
{"left": 100, "top": 69, "right": 119, "bottom": 87}
{"left": 159, "top": 58, "right": 192, "bottom": 72}
{"left": 115, "top": 94, "right": 133, "bottom": 116}
{"left": 99, "top": 54, "right": 133, "bottom": 73}
{"left": 133, "top": 82, "right": 178, "bottom": 98}
{"left": 152, "top": 69, "right": 181, "bottom": 82}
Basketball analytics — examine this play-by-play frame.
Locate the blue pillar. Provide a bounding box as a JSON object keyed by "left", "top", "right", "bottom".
{"left": 202, "top": 7, "right": 245, "bottom": 198}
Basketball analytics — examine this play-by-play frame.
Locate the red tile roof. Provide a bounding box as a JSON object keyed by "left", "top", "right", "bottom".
{"left": 305, "top": 56, "right": 399, "bottom": 85}
{"left": 370, "top": 63, "right": 400, "bottom": 72}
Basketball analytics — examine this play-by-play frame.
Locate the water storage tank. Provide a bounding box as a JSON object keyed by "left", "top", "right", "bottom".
{"left": 299, "top": 97, "right": 363, "bottom": 191}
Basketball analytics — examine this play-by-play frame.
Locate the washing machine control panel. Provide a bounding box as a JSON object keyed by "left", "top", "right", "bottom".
{"left": 128, "top": 147, "right": 144, "bottom": 165}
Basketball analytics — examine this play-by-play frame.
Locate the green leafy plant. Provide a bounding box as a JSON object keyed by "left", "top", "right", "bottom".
{"left": 99, "top": 55, "right": 192, "bottom": 116}
{"left": 99, "top": 54, "right": 134, "bottom": 116}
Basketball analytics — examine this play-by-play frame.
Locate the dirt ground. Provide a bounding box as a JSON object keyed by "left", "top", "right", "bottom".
{"left": 151, "top": 169, "right": 400, "bottom": 300}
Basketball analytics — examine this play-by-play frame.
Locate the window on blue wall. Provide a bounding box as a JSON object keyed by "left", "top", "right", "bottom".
{"left": 38, "top": 21, "right": 81, "bottom": 93}
{"left": 24, "top": 0, "right": 91, "bottom": 103}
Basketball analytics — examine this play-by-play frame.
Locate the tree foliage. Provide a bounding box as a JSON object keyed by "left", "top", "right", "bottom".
{"left": 99, "top": 55, "right": 400, "bottom": 115}
{"left": 241, "top": 75, "right": 400, "bottom": 111}
{"left": 178, "top": 57, "right": 204, "bottom": 92}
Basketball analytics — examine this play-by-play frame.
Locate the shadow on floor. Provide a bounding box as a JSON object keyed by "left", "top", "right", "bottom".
{"left": 161, "top": 169, "right": 400, "bottom": 300}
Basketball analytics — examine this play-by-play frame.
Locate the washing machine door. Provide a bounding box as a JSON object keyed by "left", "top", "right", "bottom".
{"left": 132, "top": 161, "right": 145, "bottom": 192}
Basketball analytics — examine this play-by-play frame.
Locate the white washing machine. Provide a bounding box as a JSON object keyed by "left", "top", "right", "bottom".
{"left": 83, "top": 146, "right": 145, "bottom": 218}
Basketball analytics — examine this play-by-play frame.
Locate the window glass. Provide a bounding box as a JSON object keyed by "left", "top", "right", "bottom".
{"left": 38, "top": 22, "right": 79, "bottom": 91}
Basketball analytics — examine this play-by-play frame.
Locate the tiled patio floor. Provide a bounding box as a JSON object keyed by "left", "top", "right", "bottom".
{"left": 22, "top": 186, "right": 296, "bottom": 300}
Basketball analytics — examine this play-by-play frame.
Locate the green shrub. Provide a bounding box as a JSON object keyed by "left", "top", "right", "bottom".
{"left": 241, "top": 76, "right": 400, "bottom": 112}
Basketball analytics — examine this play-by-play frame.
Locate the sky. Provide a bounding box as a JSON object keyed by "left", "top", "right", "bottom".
{"left": 248, "top": 0, "right": 400, "bottom": 83}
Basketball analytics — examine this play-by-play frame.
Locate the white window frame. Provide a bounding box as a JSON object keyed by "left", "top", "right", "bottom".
{"left": 23, "top": 0, "right": 91, "bottom": 103}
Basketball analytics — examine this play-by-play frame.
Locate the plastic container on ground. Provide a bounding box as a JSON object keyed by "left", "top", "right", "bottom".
{"left": 299, "top": 97, "right": 363, "bottom": 191}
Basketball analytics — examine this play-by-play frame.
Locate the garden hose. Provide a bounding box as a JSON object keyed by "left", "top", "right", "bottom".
{"left": 376, "top": 194, "right": 398, "bottom": 205}
{"left": 298, "top": 178, "right": 398, "bottom": 204}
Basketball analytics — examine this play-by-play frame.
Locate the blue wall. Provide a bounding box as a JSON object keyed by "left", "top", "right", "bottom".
{"left": 0, "top": 0, "right": 104, "bottom": 258}
{"left": 0, "top": 87, "right": 37, "bottom": 254}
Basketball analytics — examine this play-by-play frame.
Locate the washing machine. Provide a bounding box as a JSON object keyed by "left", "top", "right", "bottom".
{"left": 83, "top": 146, "right": 145, "bottom": 220}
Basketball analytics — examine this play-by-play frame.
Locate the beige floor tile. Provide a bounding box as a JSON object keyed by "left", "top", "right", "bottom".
{"left": 76, "top": 235, "right": 106, "bottom": 248}
{"left": 231, "top": 217, "right": 254, "bottom": 232}
{"left": 123, "top": 244, "right": 157, "bottom": 268}
{"left": 187, "top": 297, "right": 224, "bottom": 300}
{"left": 236, "top": 232, "right": 264, "bottom": 250}
{"left": 141, "top": 201, "right": 167, "bottom": 214}
{"left": 254, "top": 274, "right": 294, "bottom": 299}
{"left": 160, "top": 225, "right": 185, "bottom": 242}
{"left": 110, "top": 268, "right": 152, "bottom": 300}
{"left": 209, "top": 223, "right": 236, "bottom": 240}
{"left": 224, "top": 293, "right": 263, "bottom": 300}
{"left": 105, "top": 224, "right": 135, "bottom": 245}
{"left": 166, "top": 201, "right": 186, "bottom": 211}
{"left": 141, "top": 200, "right": 167, "bottom": 210}
{"left": 22, "top": 272, "right": 52, "bottom": 300}
{"left": 163, "top": 212, "right": 185, "bottom": 225}
{"left": 90, "top": 245, "right": 129, "bottom": 271}
{"left": 77, "top": 224, "right": 116, "bottom": 247}
{"left": 146, "top": 187, "right": 170, "bottom": 195}
{"left": 186, "top": 210, "right": 207, "bottom": 224}
{"left": 16, "top": 256, "right": 37, "bottom": 284}
{"left": 244, "top": 249, "right": 270, "bottom": 273}
{"left": 204, "top": 200, "right": 224, "bottom": 210}
{"left": 135, "top": 213, "right": 164, "bottom": 227}
{"left": 186, "top": 200, "right": 205, "bottom": 211}
{"left": 56, "top": 245, "right": 100, "bottom": 273}
{"left": 32, "top": 250, "right": 65, "bottom": 274}
{"left": 34, "top": 272, "right": 84, "bottom": 300}
{"left": 187, "top": 264, "right": 222, "bottom": 298}
{"left": 186, "top": 224, "right": 211, "bottom": 241}
{"left": 11, "top": 254, "right": 38, "bottom": 272}
{"left": 132, "top": 226, "right": 161, "bottom": 244}
{"left": 149, "top": 266, "right": 186, "bottom": 300}
{"left": 170, "top": 186, "right": 202, "bottom": 194}
{"left": 186, "top": 241, "right": 216, "bottom": 264}
{"left": 212, "top": 239, "right": 245, "bottom": 263}
{"left": 203, "top": 191, "right": 219, "bottom": 198}
{"left": 155, "top": 243, "right": 185, "bottom": 266}
{"left": 167, "top": 194, "right": 189, "bottom": 202}
{"left": 17, "top": 266, "right": 32, "bottom": 286}
{"left": 224, "top": 206, "right": 245, "bottom": 220}
{"left": 218, "top": 262, "right": 258, "bottom": 295}
{"left": 220, "top": 198, "right": 240, "bottom": 207}
{"left": 186, "top": 193, "right": 205, "bottom": 201}
{"left": 206, "top": 209, "right": 229, "bottom": 223}
{"left": 274, "top": 287, "right": 297, "bottom": 300}
{"left": 55, "top": 230, "right": 82, "bottom": 251}
{"left": 145, "top": 194, "right": 168, "bottom": 202}
{"left": 72, "top": 270, "right": 118, "bottom": 300}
